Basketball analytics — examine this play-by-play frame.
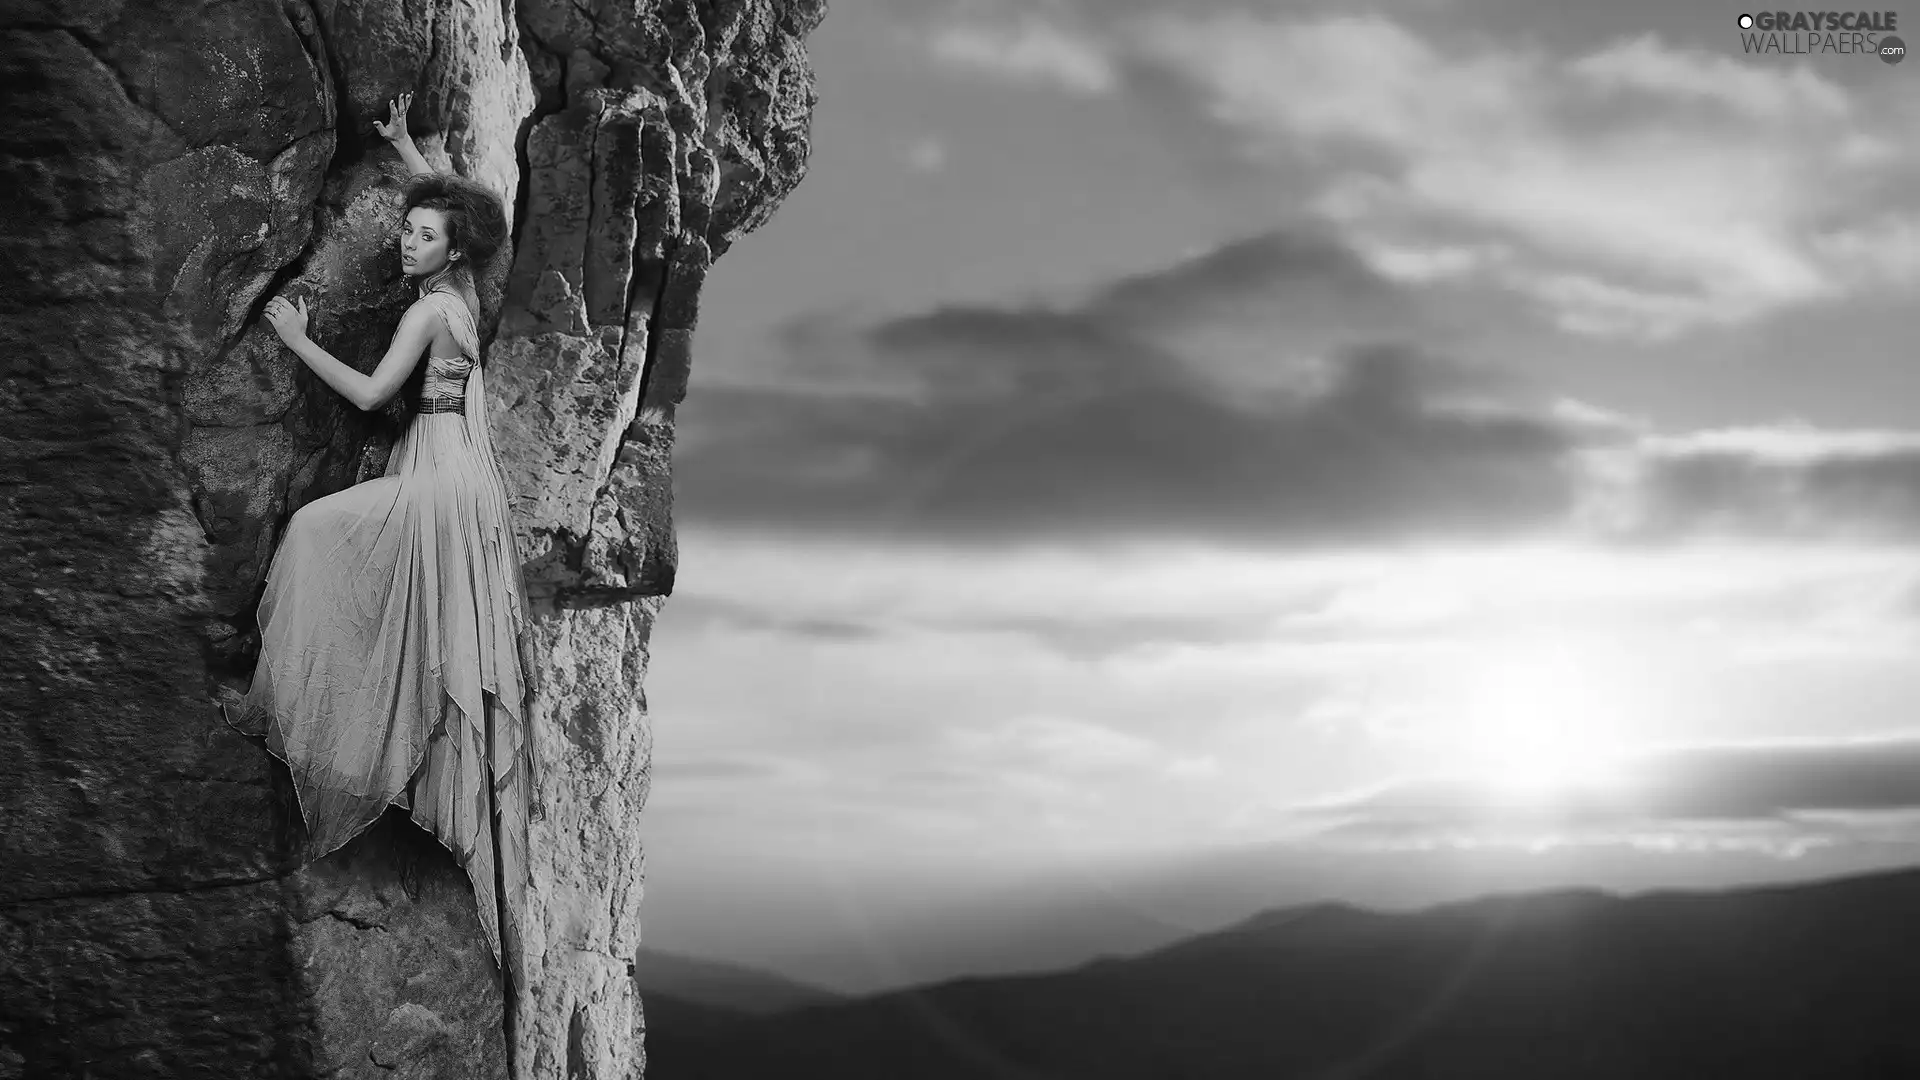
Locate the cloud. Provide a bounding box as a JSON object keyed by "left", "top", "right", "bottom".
{"left": 1810, "top": 212, "right": 1920, "bottom": 285}
{"left": 1567, "top": 33, "right": 1852, "bottom": 123}
{"left": 916, "top": 6, "right": 1920, "bottom": 338}
{"left": 1078, "top": 228, "right": 1463, "bottom": 373}
{"left": 660, "top": 594, "right": 886, "bottom": 643}
{"left": 676, "top": 318, "right": 1586, "bottom": 550}
{"left": 1084, "top": 227, "right": 1396, "bottom": 318}
{"left": 678, "top": 225, "right": 1920, "bottom": 552}
{"left": 1125, "top": 13, "right": 1890, "bottom": 337}
{"left": 944, "top": 713, "right": 1163, "bottom": 775}
{"left": 1292, "top": 736, "right": 1920, "bottom": 851}
{"left": 903, "top": 135, "right": 948, "bottom": 173}
{"left": 670, "top": 579, "right": 1297, "bottom": 661}
{"left": 651, "top": 755, "right": 806, "bottom": 784}
{"left": 957, "top": 611, "right": 1282, "bottom": 662}
{"left": 925, "top": 12, "right": 1119, "bottom": 95}
{"left": 1586, "top": 426, "right": 1920, "bottom": 543}
{"left": 642, "top": 527, "right": 1920, "bottom": 892}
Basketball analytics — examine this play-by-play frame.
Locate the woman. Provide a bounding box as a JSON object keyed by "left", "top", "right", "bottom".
{"left": 224, "top": 92, "right": 532, "bottom": 978}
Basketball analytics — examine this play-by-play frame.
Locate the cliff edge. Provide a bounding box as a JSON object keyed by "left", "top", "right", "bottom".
{"left": 0, "top": 1, "right": 822, "bottom": 1076}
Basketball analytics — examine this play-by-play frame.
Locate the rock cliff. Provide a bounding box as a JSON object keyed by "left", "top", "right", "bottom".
{"left": 0, "top": 1, "right": 821, "bottom": 1076}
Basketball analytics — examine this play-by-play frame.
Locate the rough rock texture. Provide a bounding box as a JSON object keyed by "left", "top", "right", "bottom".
{"left": 0, "top": 1, "right": 821, "bottom": 1076}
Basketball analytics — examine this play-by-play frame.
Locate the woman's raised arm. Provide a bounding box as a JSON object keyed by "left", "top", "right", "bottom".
{"left": 374, "top": 92, "right": 435, "bottom": 178}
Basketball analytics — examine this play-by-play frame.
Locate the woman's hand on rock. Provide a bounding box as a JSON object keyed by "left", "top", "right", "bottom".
{"left": 373, "top": 92, "right": 413, "bottom": 143}
{"left": 265, "top": 295, "right": 309, "bottom": 345}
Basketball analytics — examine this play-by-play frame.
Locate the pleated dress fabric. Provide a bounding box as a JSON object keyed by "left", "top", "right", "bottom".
{"left": 230, "top": 287, "right": 532, "bottom": 975}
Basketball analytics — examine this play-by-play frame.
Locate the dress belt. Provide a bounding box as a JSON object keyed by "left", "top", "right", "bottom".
{"left": 418, "top": 396, "right": 465, "bottom": 415}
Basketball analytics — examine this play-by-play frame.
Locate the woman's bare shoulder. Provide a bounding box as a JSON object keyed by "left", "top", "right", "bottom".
{"left": 396, "top": 295, "right": 447, "bottom": 332}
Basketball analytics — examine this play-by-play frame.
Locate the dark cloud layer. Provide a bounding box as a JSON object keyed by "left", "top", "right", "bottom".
{"left": 678, "top": 347, "right": 1583, "bottom": 549}
{"left": 1626, "top": 443, "right": 1920, "bottom": 543}
{"left": 1303, "top": 737, "right": 1920, "bottom": 839}
{"left": 677, "top": 228, "right": 1587, "bottom": 550}
{"left": 1085, "top": 229, "right": 1407, "bottom": 329}
{"left": 677, "top": 225, "right": 1920, "bottom": 551}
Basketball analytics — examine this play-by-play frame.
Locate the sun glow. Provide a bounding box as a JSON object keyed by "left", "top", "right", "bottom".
{"left": 1452, "top": 642, "right": 1642, "bottom": 804}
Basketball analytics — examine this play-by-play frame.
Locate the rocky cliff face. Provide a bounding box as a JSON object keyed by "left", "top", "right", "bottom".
{"left": 0, "top": 1, "right": 821, "bottom": 1076}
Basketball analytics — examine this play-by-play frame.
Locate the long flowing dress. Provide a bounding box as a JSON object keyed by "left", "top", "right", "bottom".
{"left": 228, "top": 287, "right": 532, "bottom": 976}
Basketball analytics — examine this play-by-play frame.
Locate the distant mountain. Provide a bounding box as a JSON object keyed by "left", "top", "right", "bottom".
{"left": 632, "top": 946, "right": 843, "bottom": 1016}
{"left": 714, "top": 834, "right": 1920, "bottom": 995}
{"left": 639, "top": 992, "right": 753, "bottom": 1043}
{"left": 647, "top": 867, "right": 1920, "bottom": 1079}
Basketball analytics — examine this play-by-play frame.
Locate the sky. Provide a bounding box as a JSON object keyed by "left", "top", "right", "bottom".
{"left": 634, "top": 0, "right": 1920, "bottom": 993}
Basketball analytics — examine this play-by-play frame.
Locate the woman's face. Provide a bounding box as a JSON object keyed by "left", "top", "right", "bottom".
{"left": 400, "top": 207, "right": 457, "bottom": 278}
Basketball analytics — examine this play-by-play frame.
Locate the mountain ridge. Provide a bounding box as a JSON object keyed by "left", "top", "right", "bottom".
{"left": 633, "top": 945, "right": 844, "bottom": 1015}
{"left": 647, "top": 863, "right": 1920, "bottom": 1079}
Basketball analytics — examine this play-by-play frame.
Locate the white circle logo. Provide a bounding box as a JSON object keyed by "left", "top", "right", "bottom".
{"left": 1738, "top": 13, "right": 1755, "bottom": 28}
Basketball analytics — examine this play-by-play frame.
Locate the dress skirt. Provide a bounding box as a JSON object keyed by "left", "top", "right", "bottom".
{"left": 229, "top": 291, "right": 531, "bottom": 975}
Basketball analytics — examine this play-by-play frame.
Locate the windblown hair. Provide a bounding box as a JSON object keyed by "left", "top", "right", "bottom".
{"left": 400, "top": 172, "right": 509, "bottom": 280}
{"left": 383, "top": 173, "right": 510, "bottom": 427}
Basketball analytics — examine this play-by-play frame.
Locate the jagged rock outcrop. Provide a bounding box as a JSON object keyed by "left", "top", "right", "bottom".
{"left": 0, "top": 1, "right": 822, "bottom": 1076}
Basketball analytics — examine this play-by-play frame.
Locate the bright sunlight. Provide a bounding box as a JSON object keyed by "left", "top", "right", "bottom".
{"left": 1452, "top": 641, "right": 1643, "bottom": 805}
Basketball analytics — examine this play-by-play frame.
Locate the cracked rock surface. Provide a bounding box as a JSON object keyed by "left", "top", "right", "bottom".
{"left": 0, "top": 1, "right": 821, "bottom": 1076}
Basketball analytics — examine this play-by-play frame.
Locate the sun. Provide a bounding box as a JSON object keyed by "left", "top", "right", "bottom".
{"left": 1451, "top": 642, "right": 1640, "bottom": 804}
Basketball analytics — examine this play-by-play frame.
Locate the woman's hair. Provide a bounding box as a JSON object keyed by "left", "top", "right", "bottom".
{"left": 383, "top": 173, "right": 510, "bottom": 426}
{"left": 400, "top": 172, "right": 509, "bottom": 278}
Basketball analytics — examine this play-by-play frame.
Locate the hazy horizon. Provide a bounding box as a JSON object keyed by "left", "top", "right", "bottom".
{"left": 635, "top": 0, "right": 1920, "bottom": 996}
